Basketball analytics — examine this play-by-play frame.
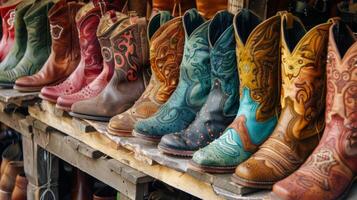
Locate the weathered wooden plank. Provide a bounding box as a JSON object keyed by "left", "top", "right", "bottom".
{"left": 32, "top": 124, "right": 151, "bottom": 200}
{"left": 66, "top": 136, "right": 104, "bottom": 159}
{"left": 72, "top": 118, "right": 96, "bottom": 133}
{"left": 29, "top": 102, "right": 225, "bottom": 200}
{"left": 0, "top": 89, "right": 39, "bottom": 106}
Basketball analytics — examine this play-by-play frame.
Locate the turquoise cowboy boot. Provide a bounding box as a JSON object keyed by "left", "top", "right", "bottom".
{"left": 190, "top": 9, "right": 282, "bottom": 173}
{"left": 133, "top": 8, "right": 211, "bottom": 142}
{"left": 0, "top": 0, "right": 54, "bottom": 87}
{"left": 158, "top": 10, "right": 239, "bottom": 157}
{"left": 0, "top": 1, "right": 33, "bottom": 72}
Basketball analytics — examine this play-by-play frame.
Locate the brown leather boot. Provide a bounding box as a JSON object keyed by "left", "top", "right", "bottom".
{"left": 107, "top": 11, "right": 184, "bottom": 136}
{"left": 93, "top": 186, "right": 116, "bottom": 200}
{"left": 14, "top": 0, "right": 84, "bottom": 92}
{"left": 151, "top": 0, "right": 196, "bottom": 17}
{"left": 71, "top": 169, "right": 93, "bottom": 200}
{"left": 69, "top": 15, "right": 150, "bottom": 121}
{"left": 232, "top": 13, "right": 332, "bottom": 189}
{"left": 10, "top": 173, "right": 28, "bottom": 200}
{"left": 0, "top": 161, "right": 24, "bottom": 200}
{"left": 0, "top": 143, "right": 22, "bottom": 179}
{"left": 272, "top": 20, "right": 357, "bottom": 200}
{"left": 196, "top": 0, "right": 227, "bottom": 19}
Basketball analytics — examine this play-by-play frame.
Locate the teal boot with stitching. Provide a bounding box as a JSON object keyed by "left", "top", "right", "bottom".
{"left": 133, "top": 8, "right": 211, "bottom": 142}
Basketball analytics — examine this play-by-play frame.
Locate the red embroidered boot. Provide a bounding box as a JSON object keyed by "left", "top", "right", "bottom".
{"left": 0, "top": 0, "right": 21, "bottom": 61}
{"left": 40, "top": 1, "right": 119, "bottom": 108}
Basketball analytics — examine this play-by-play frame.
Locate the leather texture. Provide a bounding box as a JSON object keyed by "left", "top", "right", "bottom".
{"left": 134, "top": 8, "right": 211, "bottom": 142}
{"left": 0, "top": 0, "right": 21, "bottom": 61}
{"left": 71, "top": 169, "right": 93, "bottom": 200}
{"left": 0, "top": 143, "right": 22, "bottom": 179}
{"left": 10, "top": 174, "right": 28, "bottom": 200}
{"left": 93, "top": 186, "right": 117, "bottom": 200}
{"left": 14, "top": 0, "right": 84, "bottom": 92}
{"left": 158, "top": 10, "right": 239, "bottom": 157}
{"left": 107, "top": 11, "right": 184, "bottom": 136}
{"left": 190, "top": 9, "right": 281, "bottom": 173}
{"left": 0, "top": 161, "right": 24, "bottom": 200}
{"left": 0, "top": 1, "right": 31, "bottom": 72}
{"left": 69, "top": 14, "right": 150, "bottom": 120}
{"left": 151, "top": 0, "right": 196, "bottom": 17}
{"left": 40, "top": 1, "right": 119, "bottom": 105}
{"left": 272, "top": 20, "right": 357, "bottom": 200}
{"left": 233, "top": 13, "right": 332, "bottom": 188}
{"left": 0, "top": 0, "right": 54, "bottom": 86}
{"left": 196, "top": 0, "right": 227, "bottom": 19}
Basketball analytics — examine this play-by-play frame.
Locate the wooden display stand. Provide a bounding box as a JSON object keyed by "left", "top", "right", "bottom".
{"left": 0, "top": 88, "right": 356, "bottom": 200}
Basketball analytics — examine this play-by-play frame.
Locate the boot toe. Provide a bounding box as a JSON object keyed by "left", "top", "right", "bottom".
{"left": 159, "top": 133, "right": 189, "bottom": 151}
{"left": 40, "top": 86, "right": 61, "bottom": 101}
{"left": 108, "top": 113, "right": 135, "bottom": 133}
{"left": 233, "top": 158, "right": 278, "bottom": 187}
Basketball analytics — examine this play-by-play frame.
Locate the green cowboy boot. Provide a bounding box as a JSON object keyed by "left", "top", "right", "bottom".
{"left": 158, "top": 10, "right": 239, "bottom": 157}
{"left": 190, "top": 9, "right": 282, "bottom": 173}
{"left": 0, "top": 0, "right": 54, "bottom": 87}
{"left": 133, "top": 8, "right": 211, "bottom": 142}
{"left": 0, "top": 1, "right": 33, "bottom": 72}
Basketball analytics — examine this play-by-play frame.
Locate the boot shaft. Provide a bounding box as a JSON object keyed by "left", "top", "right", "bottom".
{"left": 48, "top": 0, "right": 84, "bottom": 60}
{"left": 10, "top": 1, "right": 32, "bottom": 52}
{"left": 326, "top": 21, "right": 357, "bottom": 171}
{"left": 0, "top": 1, "right": 19, "bottom": 38}
{"left": 110, "top": 16, "right": 149, "bottom": 82}
{"left": 23, "top": 0, "right": 54, "bottom": 57}
{"left": 75, "top": 1, "right": 119, "bottom": 70}
{"left": 209, "top": 10, "right": 238, "bottom": 116}
{"left": 97, "top": 11, "right": 129, "bottom": 81}
{"left": 280, "top": 12, "right": 332, "bottom": 140}
{"left": 234, "top": 9, "right": 281, "bottom": 122}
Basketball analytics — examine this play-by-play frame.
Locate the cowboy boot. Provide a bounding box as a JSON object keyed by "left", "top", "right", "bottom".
{"left": 272, "top": 20, "right": 357, "bottom": 200}
{"left": 54, "top": 1, "right": 121, "bottom": 111}
{"left": 232, "top": 14, "right": 332, "bottom": 188}
{"left": 0, "top": 0, "right": 21, "bottom": 61}
{"left": 70, "top": 12, "right": 151, "bottom": 121}
{"left": 151, "top": 0, "right": 196, "bottom": 17}
{"left": 0, "top": 161, "right": 24, "bottom": 200}
{"left": 106, "top": 11, "right": 183, "bottom": 135}
{"left": 0, "top": 1, "right": 31, "bottom": 72}
{"left": 196, "top": 0, "right": 227, "bottom": 19}
{"left": 190, "top": 9, "right": 281, "bottom": 173}
{"left": 0, "top": 0, "right": 54, "bottom": 87}
{"left": 133, "top": 8, "right": 211, "bottom": 142}
{"left": 158, "top": 10, "right": 239, "bottom": 157}
{"left": 10, "top": 173, "right": 27, "bottom": 200}
{"left": 40, "top": 1, "right": 117, "bottom": 106}
{"left": 0, "top": 142, "right": 22, "bottom": 178}
{"left": 14, "top": 0, "right": 84, "bottom": 92}
{"left": 93, "top": 186, "right": 117, "bottom": 200}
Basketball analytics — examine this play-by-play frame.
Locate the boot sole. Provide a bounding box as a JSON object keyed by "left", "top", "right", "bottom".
{"left": 38, "top": 94, "right": 58, "bottom": 103}
{"left": 188, "top": 160, "right": 236, "bottom": 174}
{"left": 231, "top": 173, "right": 274, "bottom": 189}
{"left": 158, "top": 144, "right": 194, "bottom": 157}
{"left": 13, "top": 85, "right": 43, "bottom": 92}
{"left": 107, "top": 126, "right": 133, "bottom": 137}
{"left": 55, "top": 104, "right": 71, "bottom": 112}
{"left": 69, "top": 112, "right": 110, "bottom": 122}
{"left": 132, "top": 130, "right": 161, "bottom": 143}
{"left": 0, "top": 82, "right": 14, "bottom": 88}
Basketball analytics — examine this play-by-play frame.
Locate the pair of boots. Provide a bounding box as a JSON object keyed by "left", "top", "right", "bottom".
{"left": 0, "top": 143, "right": 27, "bottom": 200}
{"left": 122, "top": 8, "right": 240, "bottom": 158}
{"left": 0, "top": 0, "right": 54, "bottom": 87}
{"left": 36, "top": 1, "right": 136, "bottom": 112}
{"left": 0, "top": 0, "right": 21, "bottom": 61}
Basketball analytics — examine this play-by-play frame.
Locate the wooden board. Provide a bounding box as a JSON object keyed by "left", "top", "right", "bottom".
{"left": 29, "top": 101, "right": 272, "bottom": 200}
{"left": 0, "top": 89, "right": 38, "bottom": 108}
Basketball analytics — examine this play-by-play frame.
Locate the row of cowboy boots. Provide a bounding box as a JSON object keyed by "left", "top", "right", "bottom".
{"left": 0, "top": 143, "right": 27, "bottom": 200}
